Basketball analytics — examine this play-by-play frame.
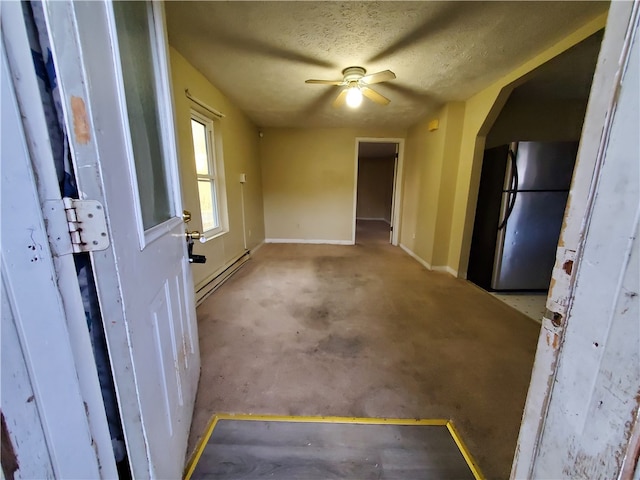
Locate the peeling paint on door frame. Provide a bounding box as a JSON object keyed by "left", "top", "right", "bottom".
{"left": 511, "top": 2, "right": 640, "bottom": 478}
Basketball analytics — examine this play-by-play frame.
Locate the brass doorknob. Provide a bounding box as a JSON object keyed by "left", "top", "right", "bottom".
{"left": 183, "top": 210, "right": 192, "bottom": 223}
{"left": 185, "top": 230, "right": 202, "bottom": 240}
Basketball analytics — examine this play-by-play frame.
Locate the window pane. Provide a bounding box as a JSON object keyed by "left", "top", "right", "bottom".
{"left": 113, "top": 1, "right": 173, "bottom": 230}
{"left": 191, "top": 119, "right": 210, "bottom": 175}
{"left": 198, "top": 180, "right": 219, "bottom": 232}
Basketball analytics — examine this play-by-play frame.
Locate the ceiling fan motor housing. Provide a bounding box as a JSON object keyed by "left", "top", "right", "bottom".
{"left": 342, "top": 66, "right": 366, "bottom": 83}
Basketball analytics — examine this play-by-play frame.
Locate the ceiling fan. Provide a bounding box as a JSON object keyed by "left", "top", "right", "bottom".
{"left": 305, "top": 66, "right": 396, "bottom": 108}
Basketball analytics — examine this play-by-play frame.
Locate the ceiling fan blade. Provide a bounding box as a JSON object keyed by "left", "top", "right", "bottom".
{"left": 362, "top": 87, "right": 391, "bottom": 105}
{"left": 333, "top": 89, "right": 348, "bottom": 108}
{"left": 360, "top": 70, "right": 396, "bottom": 85}
{"left": 305, "top": 79, "right": 344, "bottom": 85}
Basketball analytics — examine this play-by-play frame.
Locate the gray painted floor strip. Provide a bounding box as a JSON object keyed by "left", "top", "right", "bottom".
{"left": 190, "top": 420, "right": 476, "bottom": 479}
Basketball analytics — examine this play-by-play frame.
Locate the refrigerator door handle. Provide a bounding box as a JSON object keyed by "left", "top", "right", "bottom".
{"left": 498, "top": 149, "right": 519, "bottom": 230}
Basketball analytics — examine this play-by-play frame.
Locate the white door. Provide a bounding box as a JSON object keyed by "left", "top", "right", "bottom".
{"left": 43, "top": 1, "right": 200, "bottom": 478}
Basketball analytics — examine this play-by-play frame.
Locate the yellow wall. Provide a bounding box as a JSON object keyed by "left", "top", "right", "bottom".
{"left": 399, "top": 103, "right": 465, "bottom": 268}
{"left": 432, "top": 102, "right": 465, "bottom": 267}
{"left": 400, "top": 112, "right": 446, "bottom": 263}
{"left": 170, "top": 48, "right": 265, "bottom": 289}
{"left": 260, "top": 128, "right": 405, "bottom": 242}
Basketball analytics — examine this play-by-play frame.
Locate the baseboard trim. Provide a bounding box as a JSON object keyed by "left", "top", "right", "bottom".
{"left": 195, "top": 252, "right": 251, "bottom": 306}
{"left": 432, "top": 265, "right": 459, "bottom": 277}
{"left": 265, "top": 238, "right": 354, "bottom": 245}
{"left": 248, "top": 240, "right": 265, "bottom": 255}
{"left": 398, "top": 244, "right": 458, "bottom": 277}
{"left": 399, "top": 243, "right": 432, "bottom": 270}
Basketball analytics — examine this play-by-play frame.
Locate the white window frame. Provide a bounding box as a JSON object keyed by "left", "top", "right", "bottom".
{"left": 190, "top": 108, "right": 228, "bottom": 240}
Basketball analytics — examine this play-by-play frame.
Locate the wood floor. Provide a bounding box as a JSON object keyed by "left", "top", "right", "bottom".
{"left": 188, "top": 418, "right": 475, "bottom": 479}
{"left": 188, "top": 220, "right": 540, "bottom": 478}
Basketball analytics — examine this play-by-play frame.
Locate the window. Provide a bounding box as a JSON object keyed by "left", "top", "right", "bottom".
{"left": 190, "top": 110, "right": 227, "bottom": 238}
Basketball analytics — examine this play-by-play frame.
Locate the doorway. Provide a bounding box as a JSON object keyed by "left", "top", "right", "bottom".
{"left": 466, "top": 30, "right": 603, "bottom": 321}
{"left": 353, "top": 139, "right": 403, "bottom": 245}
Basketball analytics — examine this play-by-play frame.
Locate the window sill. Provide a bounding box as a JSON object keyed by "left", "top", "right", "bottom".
{"left": 200, "top": 229, "right": 228, "bottom": 243}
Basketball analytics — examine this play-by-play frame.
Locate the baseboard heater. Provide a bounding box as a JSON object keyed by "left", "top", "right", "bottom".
{"left": 195, "top": 250, "right": 251, "bottom": 306}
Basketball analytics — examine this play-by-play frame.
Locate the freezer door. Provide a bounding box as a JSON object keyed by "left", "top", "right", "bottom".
{"left": 492, "top": 191, "right": 569, "bottom": 290}
{"left": 516, "top": 142, "right": 578, "bottom": 190}
{"left": 467, "top": 145, "right": 509, "bottom": 289}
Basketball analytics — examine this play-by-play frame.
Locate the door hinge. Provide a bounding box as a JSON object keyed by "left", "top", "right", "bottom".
{"left": 62, "top": 197, "right": 110, "bottom": 253}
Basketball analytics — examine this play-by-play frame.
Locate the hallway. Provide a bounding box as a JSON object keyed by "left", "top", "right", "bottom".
{"left": 189, "top": 221, "right": 540, "bottom": 478}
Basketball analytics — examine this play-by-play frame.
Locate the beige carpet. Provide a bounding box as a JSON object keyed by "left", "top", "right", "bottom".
{"left": 188, "top": 220, "right": 540, "bottom": 479}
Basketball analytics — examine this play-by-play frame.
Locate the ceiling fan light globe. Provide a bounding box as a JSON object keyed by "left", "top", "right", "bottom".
{"left": 346, "top": 87, "right": 363, "bottom": 108}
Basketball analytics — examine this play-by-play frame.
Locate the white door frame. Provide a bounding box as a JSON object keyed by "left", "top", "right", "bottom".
{"left": 352, "top": 137, "right": 405, "bottom": 245}
{"left": 390, "top": 143, "right": 400, "bottom": 244}
{"left": 1, "top": 28, "right": 112, "bottom": 478}
{"left": 511, "top": 1, "right": 639, "bottom": 477}
{"left": 1, "top": 2, "right": 117, "bottom": 477}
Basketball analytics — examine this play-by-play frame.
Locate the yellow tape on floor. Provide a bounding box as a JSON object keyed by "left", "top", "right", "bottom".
{"left": 184, "top": 414, "right": 484, "bottom": 480}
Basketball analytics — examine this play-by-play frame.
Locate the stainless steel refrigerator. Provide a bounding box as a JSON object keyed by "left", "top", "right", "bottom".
{"left": 467, "top": 141, "right": 578, "bottom": 291}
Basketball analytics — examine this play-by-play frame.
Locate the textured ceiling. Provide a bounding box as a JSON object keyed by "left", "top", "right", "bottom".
{"left": 165, "top": 1, "right": 608, "bottom": 129}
